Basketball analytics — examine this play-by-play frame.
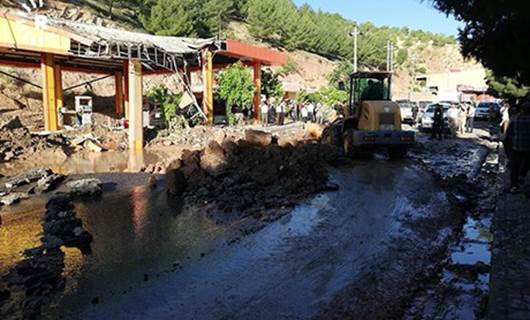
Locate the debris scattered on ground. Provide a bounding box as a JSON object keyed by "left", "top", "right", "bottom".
{"left": 0, "top": 117, "right": 70, "bottom": 162}
{"left": 65, "top": 178, "right": 103, "bottom": 197}
{"left": 1, "top": 194, "right": 92, "bottom": 319}
{"left": 0, "top": 168, "right": 65, "bottom": 208}
{"left": 166, "top": 130, "right": 342, "bottom": 222}
{"left": 148, "top": 126, "right": 245, "bottom": 149}
{"left": 70, "top": 134, "right": 108, "bottom": 153}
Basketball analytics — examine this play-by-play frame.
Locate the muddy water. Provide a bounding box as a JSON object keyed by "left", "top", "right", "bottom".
{"left": 0, "top": 161, "right": 446, "bottom": 320}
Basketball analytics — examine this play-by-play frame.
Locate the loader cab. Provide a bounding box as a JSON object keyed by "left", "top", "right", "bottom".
{"left": 348, "top": 72, "right": 392, "bottom": 118}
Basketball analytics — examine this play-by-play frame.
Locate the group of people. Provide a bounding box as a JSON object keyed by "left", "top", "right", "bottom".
{"left": 503, "top": 100, "right": 530, "bottom": 193}
{"left": 260, "top": 97, "right": 332, "bottom": 126}
{"left": 430, "top": 102, "right": 476, "bottom": 140}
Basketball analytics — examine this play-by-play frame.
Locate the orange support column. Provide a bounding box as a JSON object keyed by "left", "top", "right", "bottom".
{"left": 253, "top": 62, "right": 262, "bottom": 121}
{"left": 115, "top": 71, "right": 124, "bottom": 117}
{"left": 41, "top": 53, "right": 59, "bottom": 131}
{"left": 202, "top": 50, "right": 214, "bottom": 125}
{"left": 123, "top": 60, "right": 130, "bottom": 120}
{"left": 128, "top": 59, "right": 144, "bottom": 152}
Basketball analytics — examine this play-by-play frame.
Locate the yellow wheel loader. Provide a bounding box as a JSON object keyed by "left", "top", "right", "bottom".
{"left": 322, "top": 71, "right": 415, "bottom": 160}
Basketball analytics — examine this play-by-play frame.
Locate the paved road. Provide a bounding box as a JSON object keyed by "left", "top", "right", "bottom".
{"left": 42, "top": 162, "right": 452, "bottom": 319}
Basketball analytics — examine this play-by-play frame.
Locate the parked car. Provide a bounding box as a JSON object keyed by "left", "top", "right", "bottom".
{"left": 420, "top": 103, "right": 450, "bottom": 132}
{"left": 397, "top": 100, "right": 416, "bottom": 124}
{"left": 475, "top": 102, "right": 500, "bottom": 120}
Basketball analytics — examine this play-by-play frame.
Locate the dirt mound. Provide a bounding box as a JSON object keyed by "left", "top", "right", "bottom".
{"left": 148, "top": 126, "right": 245, "bottom": 149}
{"left": 0, "top": 117, "right": 69, "bottom": 162}
{"left": 167, "top": 134, "right": 342, "bottom": 219}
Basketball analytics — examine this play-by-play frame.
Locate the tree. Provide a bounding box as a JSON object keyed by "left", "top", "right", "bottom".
{"left": 217, "top": 62, "right": 255, "bottom": 123}
{"left": 316, "top": 86, "right": 348, "bottom": 106}
{"left": 328, "top": 60, "right": 353, "bottom": 88}
{"left": 430, "top": 0, "right": 530, "bottom": 85}
{"left": 486, "top": 70, "right": 529, "bottom": 100}
{"left": 261, "top": 69, "right": 284, "bottom": 99}
{"left": 143, "top": 0, "right": 197, "bottom": 37}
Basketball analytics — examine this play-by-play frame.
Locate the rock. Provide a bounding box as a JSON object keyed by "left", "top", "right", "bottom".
{"left": 32, "top": 174, "right": 65, "bottom": 194}
{"left": 200, "top": 141, "right": 227, "bottom": 177}
{"left": 0, "top": 192, "right": 29, "bottom": 206}
{"left": 324, "top": 183, "right": 340, "bottom": 191}
{"left": 244, "top": 130, "right": 272, "bottom": 147}
{"left": 1, "top": 116, "right": 24, "bottom": 130}
{"left": 73, "top": 227, "right": 84, "bottom": 237}
{"left": 212, "top": 130, "right": 226, "bottom": 145}
{"left": 65, "top": 179, "right": 103, "bottom": 196}
{"left": 42, "top": 235, "right": 64, "bottom": 250}
{"left": 166, "top": 170, "right": 187, "bottom": 197}
{"left": 5, "top": 168, "right": 52, "bottom": 189}
{"left": 305, "top": 123, "right": 326, "bottom": 140}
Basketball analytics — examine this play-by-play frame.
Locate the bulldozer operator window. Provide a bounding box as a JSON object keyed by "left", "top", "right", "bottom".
{"left": 354, "top": 77, "right": 390, "bottom": 102}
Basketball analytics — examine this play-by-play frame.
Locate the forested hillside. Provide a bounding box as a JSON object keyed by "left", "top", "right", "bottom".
{"left": 84, "top": 0, "right": 455, "bottom": 72}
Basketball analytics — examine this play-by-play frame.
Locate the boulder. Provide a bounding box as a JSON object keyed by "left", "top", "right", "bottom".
{"left": 304, "top": 123, "right": 326, "bottom": 140}
{"left": 65, "top": 179, "right": 102, "bottom": 196}
{"left": 32, "top": 174, "right": 65, "bottom": 194}
{"left": 200, "top": 141, "right": 227, "bottom": 177}
{"left": 244, "top": 130, "right": 272, "bottom": 147}
{"left": 0, "top": 192, "right": 29, "bottom": 206}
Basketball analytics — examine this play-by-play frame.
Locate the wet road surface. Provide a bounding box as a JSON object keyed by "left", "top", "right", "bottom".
{"left": 2, "top": 161, "right": 451, "bottom": 319}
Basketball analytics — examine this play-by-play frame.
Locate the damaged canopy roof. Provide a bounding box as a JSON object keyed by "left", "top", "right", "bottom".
{"left": 47, "top": 18, "right": 222, "bottom": 72}
{"left": 0, "top": 10, "right": 222, "bottom": 73}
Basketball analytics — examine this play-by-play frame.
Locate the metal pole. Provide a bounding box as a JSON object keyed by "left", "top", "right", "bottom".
{"left": 353, "top": 25, "right": 358, "bottom": 73}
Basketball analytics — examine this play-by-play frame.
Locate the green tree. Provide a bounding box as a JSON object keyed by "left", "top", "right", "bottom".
{"left": 431, "top": 0, "right": 530, "bottom": 84}
{"left": 486, "top": 70, "right": 529, "bottom": 100}
{"left": 328, "top": 60, "right": 353, "bottom": 88}
{"left": 143, "top": 0, "right": 197, "bottom": 36}
{"left": 261, "top": 69, "right": 284, "bottom": 99}
{"left": 217, "top": 62, "right": 255, "bottom": 124}
{"left": 316, "top": 86, "right": 348, "bottom": 106}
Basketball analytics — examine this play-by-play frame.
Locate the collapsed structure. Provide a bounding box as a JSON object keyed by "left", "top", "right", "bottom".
{"left": 0, "top": 10, "right": 286, "bottom": 151}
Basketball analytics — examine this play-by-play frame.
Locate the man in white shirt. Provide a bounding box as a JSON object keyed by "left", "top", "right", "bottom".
{"left": 307, "top": 102, "right": 315, "bottom": 123}
{"left": 301, "top": 105, "right": 309, "bottom": 123}
{"left": 260, "top": 99, "right": 269, "bottom": 126}
{"left": 447, "top": 104, "right": 460, "bottom": 138}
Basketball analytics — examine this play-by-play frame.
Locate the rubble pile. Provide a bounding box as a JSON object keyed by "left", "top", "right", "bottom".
{"left": 148, "top": 126, "right": 245, "bottom": 149}
{"left": 63, "top": 123, "right": 128, "bottom": 151}
{"left": 0, "top": 194, "right": 92, "bottom": 319}
{"left": 0, "top": 117, "right": 69, "bottom": 162}
{"left": 167, "top": 130, "right": 342, "bottom": 217}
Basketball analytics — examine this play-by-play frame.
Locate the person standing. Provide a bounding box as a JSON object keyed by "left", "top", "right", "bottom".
{"left": 458, "top": 103, "right": 467, "bottom": 134}
{"left": 260, "top": 98, "right": 269, "bottom": 126}
{"left": 431, "top": 104, "right": 444, "bottom": 141}
{"left": 505, "top": 101, "right": 530, "bottom": 193}
{"left": 276, "top": 100, "right": 285, "bottom": 126}
{"left": 301, "top": 104, "right": 309, "bottom": 123}
{"left": 466, "top": 103, "right": 476, "bottom": 133}
{"left": 307, "top": 102, "right": 315, "bottom": 123}
{"left": 500, "top": 102, "right": 511, "bottom": 135}
{"left": 447, "top": 104, "right": 460, "bottom": 138}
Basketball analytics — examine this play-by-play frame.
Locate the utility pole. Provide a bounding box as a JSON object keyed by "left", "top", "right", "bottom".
{"left": 387, "top": 41, "right": 394, "bottom": 72}
{"left": 353, "top": 25, "right": 359, "bottom": 73}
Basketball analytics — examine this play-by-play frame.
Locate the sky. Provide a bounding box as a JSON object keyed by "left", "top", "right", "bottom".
{"left": 292, "top": 0, "right": 464, "bottom": 36}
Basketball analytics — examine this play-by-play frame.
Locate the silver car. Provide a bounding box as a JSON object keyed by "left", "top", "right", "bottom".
{"left": 420, "top": 103, "right": 450, "bottom": 131}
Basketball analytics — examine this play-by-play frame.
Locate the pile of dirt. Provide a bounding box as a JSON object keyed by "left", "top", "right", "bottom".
{"left": 148, "top": 126, "right": 245, "bottom": 149}
{"left": 166, "top": 130, "right": 342, "bottom": 221}
{"left": 0, "top": 117, "right": 70, "bottom": 162}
